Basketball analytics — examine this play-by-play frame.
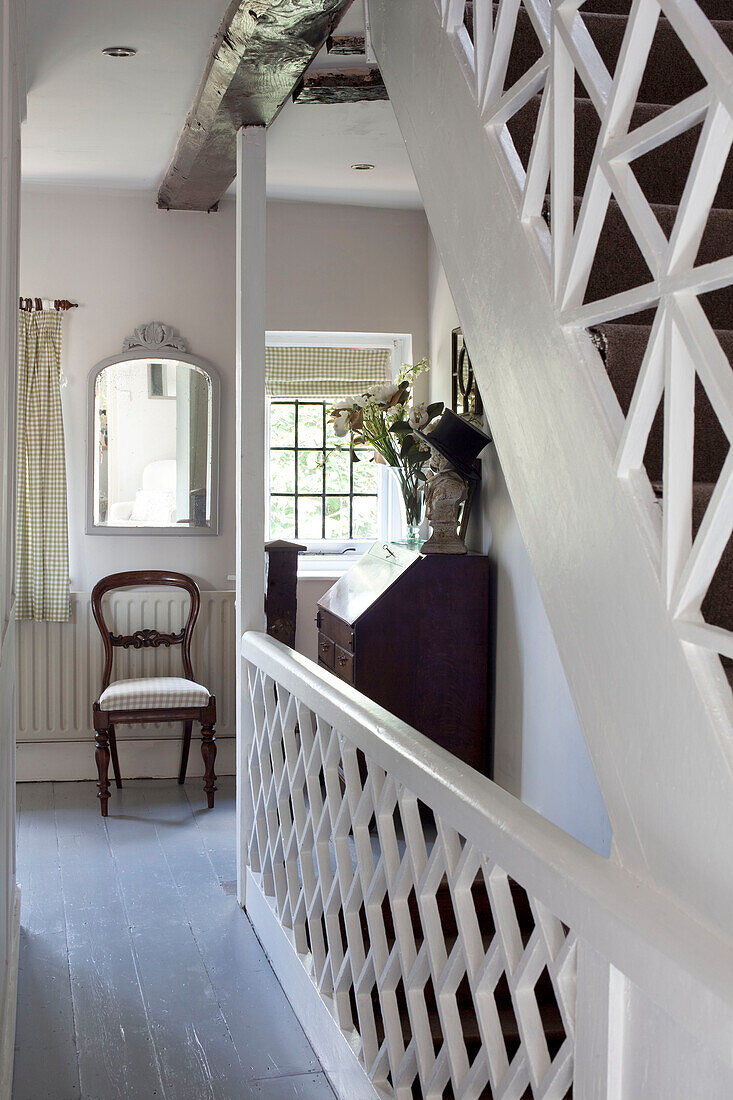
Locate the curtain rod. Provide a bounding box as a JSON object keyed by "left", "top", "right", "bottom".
{"left": 19, "top": 297, "right": 78, "bottom": 312}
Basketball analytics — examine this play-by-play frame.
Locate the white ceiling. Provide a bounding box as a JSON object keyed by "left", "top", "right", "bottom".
{"left": 21, "top": 0, "right": 422, "bottom": 209}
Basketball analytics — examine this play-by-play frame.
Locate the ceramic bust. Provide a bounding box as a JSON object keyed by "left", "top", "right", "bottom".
{"left": 421, "top": 450, "right": 468, "bottom": 554}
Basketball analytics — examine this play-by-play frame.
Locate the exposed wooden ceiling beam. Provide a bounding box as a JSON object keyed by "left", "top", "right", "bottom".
{"left": 158, "top": 0, "right": 355, "bottom": 212}
{"left": 293, "top": 68, "right": 388, "bottom": 104}
{"left": 326, "top": 34, "right": 365, "bottom": 55}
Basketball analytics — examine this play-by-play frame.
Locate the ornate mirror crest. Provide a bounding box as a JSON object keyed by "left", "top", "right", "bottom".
{"left": 122, "top": 321, "right": 188, "bottom": 353}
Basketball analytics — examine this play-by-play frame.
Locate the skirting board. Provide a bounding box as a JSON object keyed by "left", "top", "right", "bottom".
{"left": 0, "top": 885, "right": 20, "bottom": 1100}
{"left": 245, "top": 868, "right": 381, "bottom": 1100}
{"left": 16, "top": 736, "right": 235, "bottom": 782}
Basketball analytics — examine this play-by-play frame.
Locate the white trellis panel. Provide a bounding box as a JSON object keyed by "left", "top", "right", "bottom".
{"left": 243, "top": 633, "right": 733, "bottom": 1099}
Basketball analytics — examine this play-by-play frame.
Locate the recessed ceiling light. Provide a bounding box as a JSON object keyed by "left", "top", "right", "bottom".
{"left": 350, "top": 163, "right": 375, "bottom": 171}
{"left": 102, "top": 46, "right": 137, "bottom": 58}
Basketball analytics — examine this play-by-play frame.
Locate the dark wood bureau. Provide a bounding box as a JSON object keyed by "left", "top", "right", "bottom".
{"left": 316, "top": 542, "right": 493, "bottom": 775}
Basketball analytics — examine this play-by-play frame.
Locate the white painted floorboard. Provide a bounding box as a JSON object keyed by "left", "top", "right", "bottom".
{"left": 13, "top": 779, "right": 334, "bottom": 1100}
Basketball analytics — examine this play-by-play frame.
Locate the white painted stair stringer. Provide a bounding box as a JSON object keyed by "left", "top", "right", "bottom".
{"left": 369, "top": 0, "right": 733, "bottom": 934}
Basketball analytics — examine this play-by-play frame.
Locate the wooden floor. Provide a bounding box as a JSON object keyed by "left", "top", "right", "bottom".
{"left": 13, "top": 778, "right": 334, "bottom": 1100}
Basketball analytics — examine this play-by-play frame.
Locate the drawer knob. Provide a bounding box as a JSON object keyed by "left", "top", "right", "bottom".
{"left": 320, "top": 640, "right": 330, "bottom": 652}
{"left": 337, "top": 654, "right": 348, "bottom": 667}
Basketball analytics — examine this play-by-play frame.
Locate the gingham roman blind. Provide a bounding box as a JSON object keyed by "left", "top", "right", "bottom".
{"left": 265, "top": 345, "right": 391, "bottom": 398}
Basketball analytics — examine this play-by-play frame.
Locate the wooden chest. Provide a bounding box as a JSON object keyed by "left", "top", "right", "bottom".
{"left": 316, "top": 542, "right": 493, "bottom": 775}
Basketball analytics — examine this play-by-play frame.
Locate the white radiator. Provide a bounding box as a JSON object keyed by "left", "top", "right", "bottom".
{"left": 16, "top": 590, "right": 236, "bottom": 781}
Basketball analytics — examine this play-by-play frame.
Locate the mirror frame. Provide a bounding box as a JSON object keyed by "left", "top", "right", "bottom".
{"left": 86, "top": 327, "right": 220, "bottom": 536}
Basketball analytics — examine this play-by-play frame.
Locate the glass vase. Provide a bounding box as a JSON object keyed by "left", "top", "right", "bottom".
{"left": 387, "top": 464, "right": 427, "bottom": 549}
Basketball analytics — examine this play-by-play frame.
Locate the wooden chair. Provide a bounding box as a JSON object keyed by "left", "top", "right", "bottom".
{"left": 91, "top": 570, "right": 216, "bottom": 817}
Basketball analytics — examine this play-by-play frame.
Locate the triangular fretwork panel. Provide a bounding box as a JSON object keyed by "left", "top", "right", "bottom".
{"left": 438, "top": 0, "right": 733, "bottom": 670}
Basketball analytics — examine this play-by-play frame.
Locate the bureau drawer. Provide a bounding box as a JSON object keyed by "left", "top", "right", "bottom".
{"left": 333, "top": 646, "right": 354, "bottom": 684}
{"left": 317, "top": 609, "right": 354, "bottom": 653}
{"left": 317, "top": 632, "right": 334, "bottom": 668}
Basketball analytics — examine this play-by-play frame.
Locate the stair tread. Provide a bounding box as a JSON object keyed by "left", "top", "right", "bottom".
{"left": 577, "top": 0, "right": 729, "bottom": 16}
{"left": 576, "top": 199, "right": 732, "bottom": 326}
{"left": 467, "top": 0, "right": 730, "bottom": 19}
{"left": 500, "top": 7, "right": 732, "bottom": 110}
{"left": 508, "top": 96, "right": 732, "bottom": 211}
{"left": 401, "top": 1003, "right": 566, "bottom": 1045}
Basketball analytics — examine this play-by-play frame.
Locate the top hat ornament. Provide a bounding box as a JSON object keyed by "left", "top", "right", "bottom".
{"left": 413, "top": 408, "right": 491, "bottom": 480}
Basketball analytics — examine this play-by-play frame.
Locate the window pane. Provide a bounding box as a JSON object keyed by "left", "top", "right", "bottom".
{"left": 270, "top": 496, "right": 295, "bottom": 539}
{"left": 325, "top": 496, "right": 351, "bottom": 539}
{"left": 352, "top": 496, "right": 378, "bottom": 538}
{"left": 270, "top": 450, "right": 295, "bottom": 493}
{"left": 268, "top": 394, "right": 384, "bottom": 547}
{"left": 325, "top": 414, "right": 343, "bottom": 446}
{"left": 270, "top": 403, "right": 295, "bottom": 447}
{"left": 298, "top": 404, "right": 324, "bottom": 447}
{"left": 352, "top": 454, "right": 378, "bottom": 494}
{"left": 298, "top": 497, "right": 323, "bottom": 539}
{"left": 298, "top": 450, "right": 323, "bottom": 494}
{"left": 325, "top": 448, "right": 350, "bottom": 493}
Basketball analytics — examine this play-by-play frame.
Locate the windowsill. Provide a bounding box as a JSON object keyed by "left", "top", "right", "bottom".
{"left": 297, "top": 553, "right": 362, "bottom": 579}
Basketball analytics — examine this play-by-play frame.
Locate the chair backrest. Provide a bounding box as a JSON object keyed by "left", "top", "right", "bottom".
{"left": 91, "top": 570, "right": 201, "bottom": 691}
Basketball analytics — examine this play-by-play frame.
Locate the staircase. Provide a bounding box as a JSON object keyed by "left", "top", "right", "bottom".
{"left": 484, "top": 0, "right": 733, "bottom": 670}
{"left": 368, "top": 0, "right": 733, "bottom": 931}
{"left": 457, "top": 0, "right": 732, "bottom": 666}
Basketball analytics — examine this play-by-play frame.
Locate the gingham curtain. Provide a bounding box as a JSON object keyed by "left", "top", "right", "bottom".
{"left": 265, "top": 346, "right": 391, "bottom": 398}
{"left": 15, "top": 310, "right": 70, "bottom": 621}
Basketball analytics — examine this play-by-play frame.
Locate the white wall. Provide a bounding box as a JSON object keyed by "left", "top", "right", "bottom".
{"left": 20, "top": 189, "right": 429, "bottom": 592}
{"left": 18, "top": 188, "right": 429, "bottom": 776}
{"left": 20, "top": 188, "right": 236, "bottom": 589}
{"left": 428, "top": 234, "right": 611, "bottom": 857}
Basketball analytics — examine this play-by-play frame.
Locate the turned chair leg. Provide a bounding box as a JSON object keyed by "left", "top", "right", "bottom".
{"left": 179, "top": 721, "right": 193, "bottom": 785}
{"left": 109, "top": 725, "right": 122, "bottom": 790}
{"left": 95, "top": 729, "right": 111, "bottom": 817}
{"left": 201, "top": 724, "right": 217, "bottom": 809}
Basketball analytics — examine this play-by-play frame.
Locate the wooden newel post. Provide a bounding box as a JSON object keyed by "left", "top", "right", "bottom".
{"left": 265, "top": 540, "right": 306, "bottom": 648}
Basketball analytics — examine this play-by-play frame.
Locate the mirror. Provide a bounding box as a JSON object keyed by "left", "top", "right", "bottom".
{"left": 88, "top": 325, "right": 219, "bottom": 534}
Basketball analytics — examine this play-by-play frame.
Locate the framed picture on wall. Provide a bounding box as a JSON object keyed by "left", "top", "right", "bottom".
{"left": 451, "top": 328, "right": 483, "bottom": 418}
{"left": 451, "top": 328, "right": 485, "bottom": 541}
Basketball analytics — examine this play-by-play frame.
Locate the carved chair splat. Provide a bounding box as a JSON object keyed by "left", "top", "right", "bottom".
{"left": 91, "top": 570, "right": 217, "bottom": 817}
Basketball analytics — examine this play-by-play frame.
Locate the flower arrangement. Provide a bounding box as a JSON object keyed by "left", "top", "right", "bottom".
{"left": 328, "top": 359, "right": 444, "bottom": 536}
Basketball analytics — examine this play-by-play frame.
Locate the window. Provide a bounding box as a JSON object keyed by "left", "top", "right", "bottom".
{"left": 268, "top": 400, "right": 378, "bottom": 545}
{"left": 265, "top": 333, "right": 412, "bottom": 555}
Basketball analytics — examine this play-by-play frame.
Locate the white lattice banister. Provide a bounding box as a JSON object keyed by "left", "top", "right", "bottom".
{"left": 243, "top": 632, "right": 733, "bottom": 1069}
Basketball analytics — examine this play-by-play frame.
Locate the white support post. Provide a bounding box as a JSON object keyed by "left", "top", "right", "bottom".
{"left": 573, "top": 941, "right": 626, "bottom": 1100}
{"left": 235, "top": 124, "right": 267, "bottom": 907}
